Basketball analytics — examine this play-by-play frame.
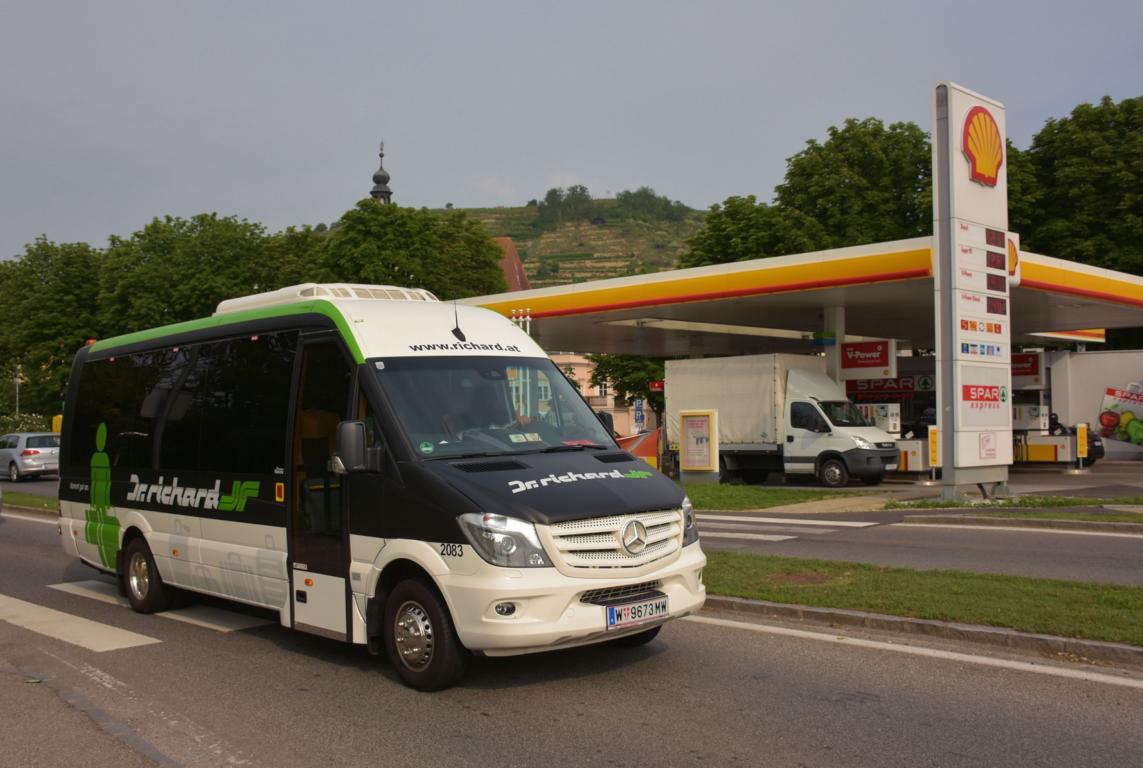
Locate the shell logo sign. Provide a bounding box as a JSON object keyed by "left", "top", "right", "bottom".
{"left": 962, "top": 106, "right": 1003, "bottom": 187}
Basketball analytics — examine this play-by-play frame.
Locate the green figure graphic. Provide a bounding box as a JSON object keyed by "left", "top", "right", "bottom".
{"left": 83, "top": 423, "right": 120, "bottom": 568}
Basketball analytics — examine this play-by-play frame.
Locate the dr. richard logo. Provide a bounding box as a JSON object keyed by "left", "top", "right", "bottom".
{"left": 508, "top": 469, "right": 651, "bottom": 494}
{"left": 126, "top": 475, "right": 260, "bottom": 512}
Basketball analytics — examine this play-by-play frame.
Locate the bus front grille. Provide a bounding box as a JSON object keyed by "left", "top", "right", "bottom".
{"left": 544, "top": 509, "right": 682, "bottom": 571}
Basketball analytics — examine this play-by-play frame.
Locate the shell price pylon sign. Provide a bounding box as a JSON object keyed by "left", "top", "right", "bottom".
{"left": 962, "top": 106, "right": 1003, "bottom": 187}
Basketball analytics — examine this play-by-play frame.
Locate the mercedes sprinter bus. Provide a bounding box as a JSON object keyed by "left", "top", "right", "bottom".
{"left": 59, "top": 283, "right": 706, "bottom": 690}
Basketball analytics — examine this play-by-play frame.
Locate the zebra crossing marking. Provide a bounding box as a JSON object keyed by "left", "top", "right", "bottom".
{"left": 49, "top": 580, "right": 272, "bottom": 633}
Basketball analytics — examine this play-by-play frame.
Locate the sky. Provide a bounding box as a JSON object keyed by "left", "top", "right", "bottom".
{"left": 1, "top": 0, "right": 1140, "bottom": 260}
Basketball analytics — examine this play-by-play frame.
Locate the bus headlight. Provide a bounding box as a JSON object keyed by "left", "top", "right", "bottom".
{"left": 681, "top": 496, "right": 699, "bottom": 547}
{"left": 458, "top": 513, "right": 552, "bottom": 568}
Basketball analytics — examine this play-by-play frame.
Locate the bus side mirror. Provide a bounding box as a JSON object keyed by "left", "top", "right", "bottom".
{"left": 334, "top": 420, "right": 367, "bottom": 474}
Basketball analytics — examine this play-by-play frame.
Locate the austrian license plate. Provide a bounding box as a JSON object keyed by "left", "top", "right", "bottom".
{"left": 605, "top": 595, "right": 669, "bottom": 631}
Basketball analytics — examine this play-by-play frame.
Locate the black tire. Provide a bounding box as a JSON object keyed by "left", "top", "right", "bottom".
{"left": 718, "top": 456, "right": 742, "bottom": 485}
{"left": 819, "top": 458, "right": 849, "bottom": 488}
{"left": 384, "top": 578, "right": 469, "bottom": 691}
{"left": 122, "top": 537, "right": 173, "bottom": 614}
{"left": 742, "top": 470, "right": 771, "bottom": 486}
{"left": 7, "top": 463, "right": 20, "bottom": 483}
{"left": 606, "top": 624, "right": 662, "bottom": 647}
{"left": 861, "top": 474, "right": 884, "bottom": 486}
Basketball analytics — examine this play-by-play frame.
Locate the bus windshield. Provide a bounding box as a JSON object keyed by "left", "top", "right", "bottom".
{"left": 818, "top": 401, "right": 870, "bottom": 428}
{"left": 374, "top": 356, "right": 617, "bottom": 459}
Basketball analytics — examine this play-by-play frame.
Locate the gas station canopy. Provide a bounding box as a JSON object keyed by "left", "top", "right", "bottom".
{"left": 462, "top": 237, "right": 1143, "bottom": 357}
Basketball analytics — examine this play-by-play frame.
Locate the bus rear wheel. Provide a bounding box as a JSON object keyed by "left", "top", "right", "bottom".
{"left": 383, "top": 578, "right": 468, "bottom": 691}
{"left": 122, "top": 537, "right": 173, "bottom": 613}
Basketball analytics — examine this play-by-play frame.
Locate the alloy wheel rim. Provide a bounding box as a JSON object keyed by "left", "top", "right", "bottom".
{"left": 128, "top": 551, "right": 150, "bottom": 601}
{"left": 393, "top": 600, "right": 435, "bottom": 671}
{"left": 8, "top": 464, "right": 16, "bottom": 481}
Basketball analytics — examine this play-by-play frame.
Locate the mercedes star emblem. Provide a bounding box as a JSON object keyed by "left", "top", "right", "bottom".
{"left": 620, "top": 519, "right": 648, "bottom": 555}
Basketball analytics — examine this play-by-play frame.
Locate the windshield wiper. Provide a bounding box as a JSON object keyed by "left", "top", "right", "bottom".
{"left": 538, "top": 443, "right": 610, "bottom": 453}
{"left": 427, "top": 451, "right": 507, "bottom": 460}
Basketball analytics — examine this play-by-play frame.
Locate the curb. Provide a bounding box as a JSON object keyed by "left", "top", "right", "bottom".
{"left": 703, "top": 595, "right": 1143, "bottom": 666}
{"left": 901, "top": 513, "right": 1143, "bottom": 534}
{"left": 0, "top": 504, "right": 58, "bottom": 519}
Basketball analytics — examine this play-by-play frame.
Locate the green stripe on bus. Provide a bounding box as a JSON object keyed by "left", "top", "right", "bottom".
{"left": 89, "top": 300, "right": 366, "bottom": 363}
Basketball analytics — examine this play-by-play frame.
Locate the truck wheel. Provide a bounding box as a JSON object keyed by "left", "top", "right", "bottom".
{"left": 742, "top": 470, "right": 771, "bottom": 485}
{"left": 819, "top": 458, "right": 849, "bottom": 488}
{"left": 861, "top": 475, "right": 884, "bottom": 486}
{"left": 123, "top": 537, "right": 174, "bottom": 614}
{"left": 718, "top": 457, "right": 742, "bottom": 484}
{"left": 606, "top": 625, "right": 662, "bottom": 647}
{"left": 384, "top": 578, "right": 469, "bottom": 691}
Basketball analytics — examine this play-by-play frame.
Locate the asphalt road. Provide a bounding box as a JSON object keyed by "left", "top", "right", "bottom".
{"left": 697, "top": 462, "right": 1143, "bottom": 585}
{"left": 703, "top": 517, "right": 1143, "bottom": 585}
{"left": 2, "top": 513, "right": 1142, "bottom": 767}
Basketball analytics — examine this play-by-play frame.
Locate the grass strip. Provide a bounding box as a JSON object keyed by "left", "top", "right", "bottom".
{"left": 0, "top": 491, "right": 58, "bottom": 512}
{"left": 705, "top": 551, "right": 1143, "bottom": 647}
{"left": 682, "top": 484, "right": 853, "bottom": 511}
{"left": 969, "top": 509, "right": 1143, "bottom": 524}
{"left": 887, "top": 495, "right": 1143, "bottom": 510}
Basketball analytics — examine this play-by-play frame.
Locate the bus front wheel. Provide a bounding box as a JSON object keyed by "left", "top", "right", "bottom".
{"left": 122, "top": 537, "right": 173, "bottom": 614}
{"left": 383, "top": 578, "right": 469, "bottom": 691}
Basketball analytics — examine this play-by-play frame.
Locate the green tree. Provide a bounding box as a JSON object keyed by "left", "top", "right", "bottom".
{"left": 563, "top": 184, "right": 593, "bottom": 220}
{"left": 679, "top": 195, "right": 826, "bottom": 267}
{"left": 1006, "top": 140, "right": 1040, "bottom": 239}
{"left": 322, "top": 200, "right": 505, "bottom": 299}
{"left": 0, "top": 238, "right": 103, "bottom": 413}
{"left": 421, "top": 209, "right": 508, "bottom": 299}
{"left": 585, "top": 353, "right": 666, "bottom": 419}
{"left": 1019, "top": 95, "right": 1142, "bottom": 276}
{"left": 776, "top": 118, "right": 932, "bottom": 247}
{"left": 614, "top": 186, "right": 690, "bottom": 222}
{"left": 98, "top": 214, "right": 272, "bottom": 336}
{"left": 267, "top": 225, "right": 330, "bottom": 286}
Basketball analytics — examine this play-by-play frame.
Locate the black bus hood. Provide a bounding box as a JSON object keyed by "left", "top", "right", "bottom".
{"left": 415, "top": 450, "right": 684, "bottom": 525}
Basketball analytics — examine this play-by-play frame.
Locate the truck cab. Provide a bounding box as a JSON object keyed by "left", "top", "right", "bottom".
{"left": 782, "top": 369, "right": 899, "bottom": 486}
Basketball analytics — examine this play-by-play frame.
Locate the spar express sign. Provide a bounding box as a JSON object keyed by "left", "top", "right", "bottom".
{"left": 956, "top": 363, "right": 1012, "bottom": 430}
{"left": 961, "top": 383, "right": 1006, "bottom": 409}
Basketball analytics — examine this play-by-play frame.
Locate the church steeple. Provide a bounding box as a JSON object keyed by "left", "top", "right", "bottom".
{"left": 370, "top": 141, "right": 393, "bottom": 204}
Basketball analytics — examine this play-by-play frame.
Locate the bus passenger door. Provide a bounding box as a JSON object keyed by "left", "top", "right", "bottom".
{"left": 290, "top": 336, "right": 352, "bottom": 639}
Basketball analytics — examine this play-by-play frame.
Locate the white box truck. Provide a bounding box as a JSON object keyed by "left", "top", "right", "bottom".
{"left": 665, "top": 354, "right": 900, "bottom": 487}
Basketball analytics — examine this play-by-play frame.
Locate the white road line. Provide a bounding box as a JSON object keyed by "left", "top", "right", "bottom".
{"left": 699, "top": 514, "right": 878, "bottom": 528}
{"left": 700, "top": 532, "right": 797, "bottom": 542}
{"left": 162, "top": 605, "right": 272, "bottom": 632}
{"left": 683, "top": 615, "right": 1143, "bottom": 691}
{"left": 50, "top": 580, "right": 271, "bottom": 633}
{"left": 700, "top": 521, "right": 839, "bottom": 535}
{"left": 0, "top": 593, "right": 160, "bottom": 652}
{"left": 50, "top": 580, "right": 125, "bottom": 605}
{"left": 895, "top": 523, "right": 1143, "bottom": 539}
{"left": 0, "top": 510, "right": 59, "bottom": 526}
